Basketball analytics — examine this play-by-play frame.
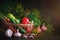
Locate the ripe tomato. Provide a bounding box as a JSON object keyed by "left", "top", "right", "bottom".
{"left": 22, "top": 17, "right": 29, "bottom": 23}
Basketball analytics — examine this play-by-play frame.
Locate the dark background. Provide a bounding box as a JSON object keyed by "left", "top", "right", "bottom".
{"left": 22, "top": 0, "right": 60, "bottom": 34}
{"left": 0, "top": 0, "right": 60, "bottom": 40}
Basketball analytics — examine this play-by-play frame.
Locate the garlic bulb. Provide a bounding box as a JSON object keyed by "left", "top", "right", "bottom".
{"left": 5, "top": 29, "right": 13, "bottom": 37}
{"left": 14, "top": 29, "right": 21, "bottom": 37}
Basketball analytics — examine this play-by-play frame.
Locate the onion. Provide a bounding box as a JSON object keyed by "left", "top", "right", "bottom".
{"left": 5, "top": 29, "right": 13, "bottom": 37}
{"left": 41, "top": 23, "right": 47, "bottom": 31}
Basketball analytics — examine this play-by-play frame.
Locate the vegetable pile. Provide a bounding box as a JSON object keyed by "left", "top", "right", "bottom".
{"left": 0, "top": 3, "right": 54, "bottom": 39}
{"left": 0, "top": 13, "right": 54, "bottom": 39}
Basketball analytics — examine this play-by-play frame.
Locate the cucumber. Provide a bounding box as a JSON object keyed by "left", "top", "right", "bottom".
{"left": 10, "top": 18, "right": 16, "bottom": 24}
{"left": 19, "top": 27, "right": 26, "bottom": 34}
{"left": 15, "top": 19, "right": 20, "bottom": 24}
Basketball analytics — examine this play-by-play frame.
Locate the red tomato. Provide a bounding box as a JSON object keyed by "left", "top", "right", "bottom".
{"left": 21, "top": 21, "right": 28, "bottom": 29}
{"left": 22, "top": 17, "right": 29, "bottom": 23}
{"left": 21, "top": 21, "right": 28, "bottom": 24}
{"left": 26, "top": 27, "right": 31, "bottom": 33}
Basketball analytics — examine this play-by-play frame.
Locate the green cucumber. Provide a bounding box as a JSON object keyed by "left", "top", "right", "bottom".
{"left": 15, "top": 19, "right": 20, "bottom": 24}
{"left": 19, "top": 27, "right": 26, "bottom": 34}
{"left": 10, "top": 18, "right": 16, "bottom": 24}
